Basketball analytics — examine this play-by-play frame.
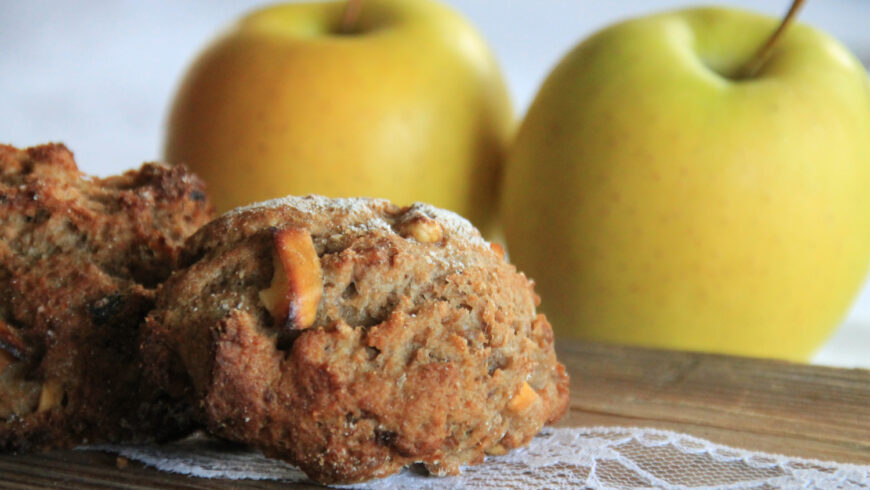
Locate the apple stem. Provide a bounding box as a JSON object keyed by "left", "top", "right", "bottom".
{"left": 339, "top": 0, "right": 364, "bottom": 34}
{"left": 735, "top": 0, "right": 806, "bottom": 79}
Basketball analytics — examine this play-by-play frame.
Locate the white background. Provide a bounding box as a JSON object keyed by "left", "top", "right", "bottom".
{"left": 1, "top": 1, "right": 868, "bottom": 367}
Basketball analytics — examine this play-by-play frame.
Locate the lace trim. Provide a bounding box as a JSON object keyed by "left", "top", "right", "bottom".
{"left": 87, "top": 426, "right": 870, "bottom": 489}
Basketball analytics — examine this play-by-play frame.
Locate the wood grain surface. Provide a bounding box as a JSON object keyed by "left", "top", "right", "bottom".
{"left": 1, "top": 340, "right": 868, "bottom": 488}
{"left": 556, "top": 342, "right": 870, "bottom": 465}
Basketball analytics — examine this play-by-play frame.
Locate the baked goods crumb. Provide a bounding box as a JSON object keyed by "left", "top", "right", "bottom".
{"left": 0, "top": 143, "right": 213, "bottom": 452}
{"left": 143, "top": 195, "right": 569, "bottom": 484}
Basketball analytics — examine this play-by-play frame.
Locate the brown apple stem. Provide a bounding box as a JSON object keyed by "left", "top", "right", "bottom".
{"left": 735, "top": 0, "right": 806, "bottom": 79}
{"left": 339, "top": 0, "right": 364, "bottom": 34}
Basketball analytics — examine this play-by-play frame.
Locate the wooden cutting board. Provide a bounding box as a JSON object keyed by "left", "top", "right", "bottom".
{"left": 1, "top": 340, "right": 868, "bottom": 488}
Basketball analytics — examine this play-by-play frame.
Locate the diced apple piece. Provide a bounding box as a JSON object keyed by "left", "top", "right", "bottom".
{"left": 507, "top": 381, "right": 540, "bottom": 413}
{"left": 38, "top": 379, "right": 63, "bottom": 412}
{"left": 489, "top": 242, "right": 505, "bottom": 260}
{"left": 484, "top": 443, "right": 509, "bottom": 456}
{"left": 259, "top": 227, "right": 323, "bottom": 330}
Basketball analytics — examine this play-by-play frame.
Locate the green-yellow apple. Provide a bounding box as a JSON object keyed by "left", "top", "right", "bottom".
{"left": 502, "top": 7, "right": 870, "bottom": 361}
{"left": 165, "top": 0, "right": 512, "bottom": 233}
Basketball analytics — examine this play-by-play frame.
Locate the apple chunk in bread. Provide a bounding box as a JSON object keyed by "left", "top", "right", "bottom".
{"left": 259, "top": 227, "right": 323, "bottom": 330}
{"left": 507, "top": 381, "right": 540, "bottom": 414}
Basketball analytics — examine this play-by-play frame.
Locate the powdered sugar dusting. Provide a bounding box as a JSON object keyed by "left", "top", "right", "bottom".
{"left": 399, "top": 202, "right": 487, "bottom": 249}
{"left": 225, "top": 195, "right": 488, "bottom": 248}
{"left": 226, "top": 195, "right": 388, "bottom": 225}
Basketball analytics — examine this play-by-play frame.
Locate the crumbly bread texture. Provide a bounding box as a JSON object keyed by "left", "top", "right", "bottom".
{"left": 143, "top": 195, "right": 569, "bottom": 484}
{"left": 0, "top": 143, "right": 213, "bottom": 451}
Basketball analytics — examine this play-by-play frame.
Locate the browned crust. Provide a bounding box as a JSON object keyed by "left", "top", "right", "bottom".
{"left": 143, "top": 196, "right": 569, "bottom": 484}
{"left": 0, "top": 143, "right": 213, "bottom": 452}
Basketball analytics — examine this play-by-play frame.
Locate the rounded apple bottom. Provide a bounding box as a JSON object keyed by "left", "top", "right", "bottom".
{"left": 142, "top": 195, "right": 569, "bottom": 484}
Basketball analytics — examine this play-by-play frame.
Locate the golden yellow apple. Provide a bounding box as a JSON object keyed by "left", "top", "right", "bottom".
{"left": 164, "top": 0, "right": 512, "bottom": 232}
{"left": 502, "top": 7, "right": 870, "bottom": 361}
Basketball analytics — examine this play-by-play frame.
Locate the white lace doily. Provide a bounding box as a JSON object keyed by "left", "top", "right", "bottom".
{"left": 87, "top": 427, "right": 870, "bottom": 489}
